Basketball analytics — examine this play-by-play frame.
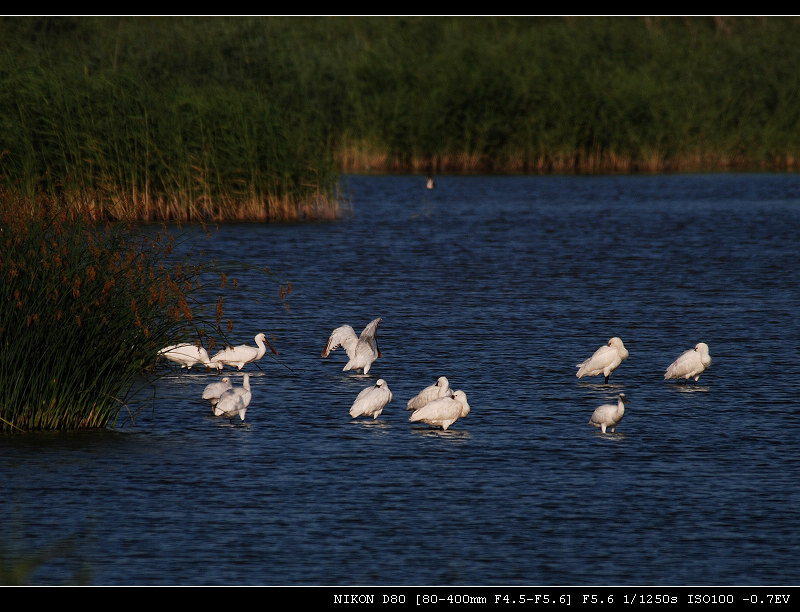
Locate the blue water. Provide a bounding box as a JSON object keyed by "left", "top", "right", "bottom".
{"left": 2, "top": 174, "right": 799, "bottom": 586}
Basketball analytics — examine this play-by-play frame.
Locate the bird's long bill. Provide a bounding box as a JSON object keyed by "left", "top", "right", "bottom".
{"left": 376, "top": 336, "right": 382, "bottom": 358}
{"left": 266, "top": 337, "right": 278, "bottom": 354}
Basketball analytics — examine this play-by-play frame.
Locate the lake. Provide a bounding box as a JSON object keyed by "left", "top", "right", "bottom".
{"left": 2, "top": 173, "right": 799, "bottom": 587}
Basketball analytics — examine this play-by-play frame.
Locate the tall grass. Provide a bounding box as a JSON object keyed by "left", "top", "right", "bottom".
{"left": 2, "top": 15, "right": 800, "bottom": 221}
{"left": 0, "top": 206, "right": 220, "bottom": 432}
{"left": 0, "top": 17, "right": 342, "bottom": 222}
{"left": 330, "top": 15, "right": 800, "bottom": 173}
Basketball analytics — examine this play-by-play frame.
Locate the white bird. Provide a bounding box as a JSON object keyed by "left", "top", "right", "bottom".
{"left": 202, "top": 377, "right": 232, "bottom": 407}
{"left": 210, "top": 333, "right": 274, "bottom": 371}
{"left": 409, "top": 390, "right": 470, "bottom": 431}
{"left": 576, "top": 336, "right": 630, "bottom": 384}
{"left": 349, "top": 378, "right": 393, "bottom": 420}
{"left": 588, "top": 393, "right": 629, "bottom": 434}
{"left": 322, "top": 317, "right": 382, "bottom": 375}
{"left": 214, "top": 374, "right": 252, "bottom": 422}
{"left": 406, "top": 376, "right": 451, "bottom": 411}
{"left": 426, "top": 175, "right": 435, "bottom": 189}
{"left": 665, "top": 342, "right": 712, "bottom": 383}
{"left": 158, "top": 343, "right": 212, "bottom": 370}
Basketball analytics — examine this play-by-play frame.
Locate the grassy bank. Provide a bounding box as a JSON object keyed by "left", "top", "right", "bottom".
{"left": 2, "top": 16, "right": 800, "bottom": 222}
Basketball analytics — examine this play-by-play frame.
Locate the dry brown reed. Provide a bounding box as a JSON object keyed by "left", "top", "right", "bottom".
{"left": 0, "top": 188, "right": 347, "bottom": 224}
{"left": 336, "top": 147, "right": 800, "bottom": 176}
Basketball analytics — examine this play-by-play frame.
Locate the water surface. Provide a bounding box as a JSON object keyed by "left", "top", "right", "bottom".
{"left": 2, "top": 174, "right": 799, "bottom": 586}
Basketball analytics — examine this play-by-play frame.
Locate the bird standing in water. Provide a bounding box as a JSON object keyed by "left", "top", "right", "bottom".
{"left": 210, "top": 333, "right": 275, "bottom": 371}
{"left": 322, "top": 317, "right": 382, "bottom": 375}
{"left": 202, "top": 377, "right": 232, "bottom": 408}
{"left": 406, "top": 376, "right": 450, "bottom": 411}
{"left": 158, "top": 343, "right": 213, "bottom": 370}
{"left": 214, "top": 374, "right": 252, "bottom": 422}
{"left": 409, "top": 390, "right": 470, "bottom": 431}
{"left": 349, "top": 379, "right": 393, "bottom": 420}
{"left": 576, "top": 337, "right": 629, "bottom": 384}
{"left": 588, "top": 393, "right": 629, "bottom": 434}
{"left": 665, "top": 342, "right": 712, "bottom": 383}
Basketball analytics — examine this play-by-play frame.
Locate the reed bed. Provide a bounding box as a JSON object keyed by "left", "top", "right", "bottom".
{"left": 329, "top": 15, "right": 800, "bottom": 175}
{"left": 0, "top": 205, "right": 250, "bottom": 432}
{"left": 3, "top": 15, "right": 800, "bottom": 221}
{"left": 0, "top": 17, "right": 341, "bottom": 222}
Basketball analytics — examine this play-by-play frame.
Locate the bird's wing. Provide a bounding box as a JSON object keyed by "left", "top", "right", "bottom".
{"left": 577, "top": 345, "right": 614, "bottom": 374}
{"left": 350, "top": 386, "right": 386, "bottom": 417}
{"left": 353, "top": 385, "right": 376, "bottom": 403}
{"left": 406, "top": 384, "right": 438, "bottom": 410}
{"left": 233, "top": 345, "right": 258, "bottom": 360}
{"left": 214, "top": 390, "right": 244, "bottom": 416}
{"left": 322, "top": 325, "right": 358, "bottom": 358}
{"left": 409, "top": 397, "right": 457, "bottom": 422}
{"left": 211, "top": 346, "right": 231, "bottom": 361}
{"left": 359, "top": 318, "right": 381, "bottom": 343}
{"left": 665, "top": 349, "right": 696, "bottom": 378}
{"left": 162, "top": 344, "right": 198, "bottom": 357}
{"left": 213, "top": 344, "right": 258, "bottom": 365}
{"left": 202, "top": 381, "right": 230, "bottom": 400}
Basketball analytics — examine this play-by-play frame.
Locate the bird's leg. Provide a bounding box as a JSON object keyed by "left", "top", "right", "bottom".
{"left": 604, "top": 375, "right": 609, "bottom": 384}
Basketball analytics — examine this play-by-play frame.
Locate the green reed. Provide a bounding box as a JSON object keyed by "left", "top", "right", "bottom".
{"left": 0, "top": 17, "right": 341, "bottom": 222}
{"left": 0, "top": 207, "right": 213, "bottom": 432}
{"left": 328, "top": 15, "right": 800, "bottom": 173}
{"left": 3, "top": 15, "right": 800, "bottom": 217}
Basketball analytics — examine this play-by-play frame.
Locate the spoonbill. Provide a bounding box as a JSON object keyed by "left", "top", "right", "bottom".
{"left": 349, "top": 378, "right": 393, "bottom": 420}
{"left": 210, "top": 333, "right": 274, "bottom": 371}
{"left": 665, "top": 342, "right": 712, "bottom": 383}
{"left": 588, "top": 393, "right": 629, "bottom": 434}
{"left": 406, "top": 376, "right": 450, "bottom": 411}
{"left": 158, "top": 343, "right": 212, "bottom": 370}
{"left": 322, "top": 317, "right": 382, "bottom": 375}
{"left": 409, "top": 390, "right": 470, "bottom": 431}
{"left": 202, "top": 377, "right": 232, "bottom": 407}
{"left": 576, "top": 336, "right": 629, "bottom": 384}
{"left": 214, "top": 374, "right": 252, "bottom": 422}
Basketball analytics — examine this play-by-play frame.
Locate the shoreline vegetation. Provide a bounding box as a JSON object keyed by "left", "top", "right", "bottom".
{"left": 0, "top": 210, "right": 198, "bottom": 431}
{"left": 2, "top": 16, "right": 800, "bottom": 223}
{"left": 0, "top": 207, "right": 290, "bottom": 433}
{"left": 335, "top": 147, "right": 800, "bottom": 176}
